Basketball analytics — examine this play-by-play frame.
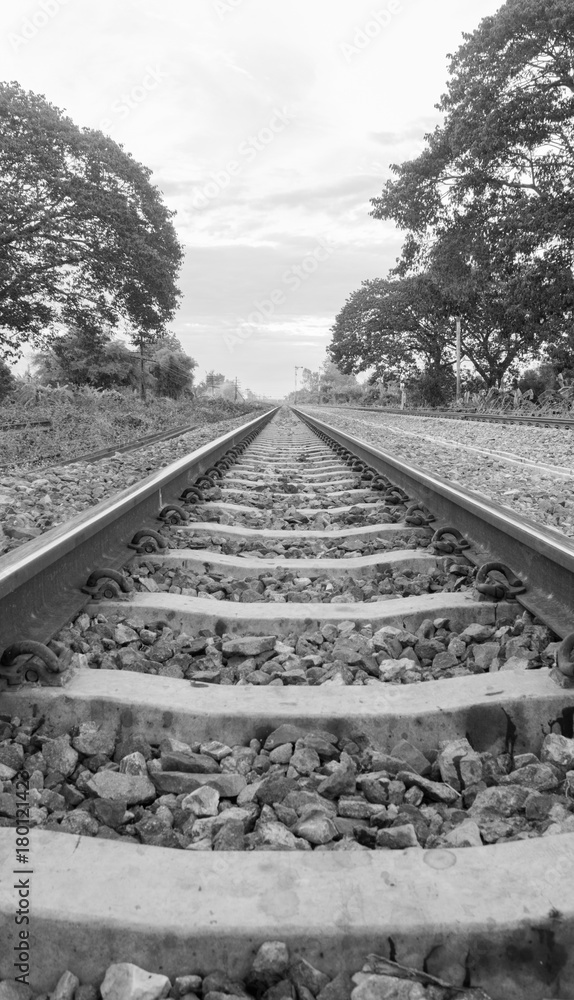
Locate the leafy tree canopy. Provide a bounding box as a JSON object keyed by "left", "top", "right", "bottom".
{"left": 0, "top": 358, "right": 15, "bottom": 401}
{"left": 199, "top": 371, "right": 226, "bottom": 395}
{"left": 423, "top": 222, "right": 574, "bottom": 385}
{"left": 328, "top": 276, "right": 456, "bottom": 382}
{"left": 372, "top": 0, "right": 574, "bottom": 251}
{"left": 33, "top": 326, "right": 138, "bottom": 389}
{"left": 0, "top": 81, "right": 183, "bottom": 360}
{"left": 365, "top": 0, "right": 574, "bottom": 386}
{"left": 149, "top": 333, "right": 196, "bottom": 399}
{"left": 33, "top": 327, "right": 196, "bottom": 399}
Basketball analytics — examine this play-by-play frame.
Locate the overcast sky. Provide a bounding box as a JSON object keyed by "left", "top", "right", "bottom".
{"left": 2, "top": 0, "right": 503, "bottom": 397}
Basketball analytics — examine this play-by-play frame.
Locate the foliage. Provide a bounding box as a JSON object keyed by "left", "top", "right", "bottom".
{"left": 318, "top": 361, "right": 361, "bottom": 402}
{"left": 516, "top": 367, "right": 553, "bottom": 398}
{"left": 32, "top": 327, "right": 196, "bottom": 399}
{"left": 406, "top": 364, "right": 456, "bottom": 407}
{"left": 543, "top": 330, "right": 574, "bottom": 381}
{"left": 300, "top": 368, "right": 320, "bottom": 396}
{"left": 195, "top": 372, "right": 249, "bottom": 402}
{"left": 0, "top": 359, "right": 15, "bottom": 402}
{"left": 369, "top": 0, "right": 574, "bottom": 386}
{"left": 0, "top": 386, "right": 262, "bottom": 469}
{"left": 149, "top": 334, "right": 196, "bottom": 399}
{"left": 287, "top": 361, "right": 362, "bottom": 404}
{"left": 421, "top": 220, "right": 574, "bottom": 386}
{"left": 0, "top": 81, "right": 183, "bottom": 361}
{"left": 329, "top": 276, "right": 457, "bottom": 381}
{"left": 33, "top": 327, "right": 138, "bottom": 389}
{"left": 372, "top": 0, "right": 574, "bottom": 247}
{"left": 198, "top": 371, "right": 226, "bottom": 394}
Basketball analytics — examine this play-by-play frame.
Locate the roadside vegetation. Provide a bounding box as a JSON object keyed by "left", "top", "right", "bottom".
{"left": 0, "top": 84, "right": 266, "bottom": 468}
{"left": 287, "top": 358, "right": 574, "bottom": 414}
{"left": 0, "top": 383, "right": 262, "bottom": 469}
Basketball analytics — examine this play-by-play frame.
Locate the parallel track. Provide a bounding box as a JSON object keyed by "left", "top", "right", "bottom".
{"left": 1, "top": 406, "right": 574, "bottom": 1000}
{"left": 318, "top": 404, "right": 574, "bottom": 429}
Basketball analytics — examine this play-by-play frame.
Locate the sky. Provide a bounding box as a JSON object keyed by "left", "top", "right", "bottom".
{"left": 1, "top": 0, "right": 504, "bottom": 398}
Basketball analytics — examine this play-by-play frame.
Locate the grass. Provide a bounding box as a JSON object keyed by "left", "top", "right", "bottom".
{"left": 0, "top": 389, "right": 265, "bottom": 470}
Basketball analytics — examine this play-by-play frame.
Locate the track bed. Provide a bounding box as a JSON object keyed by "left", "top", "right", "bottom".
{"left": 1, "top": 407, "right": 574, "bottom": 999}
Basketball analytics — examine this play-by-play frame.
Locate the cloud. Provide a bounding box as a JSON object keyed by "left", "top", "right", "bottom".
{"left": 251, "top": 174, "right": 384, "bottom": 212}
{"left": 0, "top": 0, "right": 505, "bottom": 394}
{"left": 369, "top": 116, "right": 440, "bottom": 146}
{"left": 179, "top": 244, "right": 340, "bottom": 317}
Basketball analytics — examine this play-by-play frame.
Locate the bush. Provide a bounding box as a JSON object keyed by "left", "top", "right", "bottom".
{"left": 0, "top": 360, "right": 16, "bottom": 402}
{"left": 0, "top": 386, "right": 264, "bottom": 468}
{"left": 407, "top": 366, "right": 455, "bottom": 407}
{"left": 517, "top": 368, "right": 551, "bottom": 400}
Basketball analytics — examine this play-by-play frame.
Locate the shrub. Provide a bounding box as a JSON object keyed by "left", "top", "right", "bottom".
{"left": 0, "top": 360, "right": 16, "bottom": 402}
{"left": 407, "top": 366, "right": 455, "bottom": 407}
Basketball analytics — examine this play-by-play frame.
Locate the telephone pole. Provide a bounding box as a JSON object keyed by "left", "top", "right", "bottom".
{"left": 294, "top": 366, "right": 304, "bottom": 397}
{"left": 456, "top": 316, "right": 462, "bottom": 401}
{"left": 139, "top": 336, "right": 146, "bottom": 402}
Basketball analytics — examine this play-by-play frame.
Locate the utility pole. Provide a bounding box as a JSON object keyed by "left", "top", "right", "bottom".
{"left": 206, "top": 371, "right": 223, "bottom": 396}
{"left": 139, "top": 336, "right": 146, "bottom": 402}
{"left": 456, "top": 316, "right": 462, "bottom": 401}
{"left": 294, "top": 366, "right": 303, "bottom": 397}
{"left": 233, "top": 377, "right": 240, "bottom": 401}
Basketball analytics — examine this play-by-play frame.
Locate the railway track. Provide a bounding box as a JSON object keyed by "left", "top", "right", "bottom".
{"left": 1, "top": 406, "right": 574, "bottom": 999}
{"left": 320, "top": 404, "right": 574, "bottom": 429}
{"left": 0, "top": 419, "right": 202, "bottom": 473}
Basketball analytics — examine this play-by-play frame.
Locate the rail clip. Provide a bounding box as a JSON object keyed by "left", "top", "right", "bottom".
{"left": 475, "top": 561, "right": 526, "bottom": 600}
{"left": 82, "top": 569, "right": 133, "bottom": 601}
{"left": 431, "top": 525, "right": 470, "bottom": 553}
{"left": 0, "top": 641, "right": 66, "bottom": 687}
{"left": 405, "top": 504, "right": 435, "bottom": 527}
{"left": 555, "top": 633, "right": 574, "bottom": 679}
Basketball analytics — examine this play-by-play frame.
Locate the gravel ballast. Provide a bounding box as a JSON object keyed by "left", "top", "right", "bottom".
{"left": 0, "top": 413, "right": 261, "bottom": 557}
{"left": 1, "top": 702, "right": 573, "bottom": 855}
{"left": 0, "top": 939, "right": 507, "bottom": 998}
{"left": 174, "top": 529, "right": 426, "bottom": 559}
{"left": 54, "top": 605, "right": 555, "bottom": 686}
{"left": 305, "top": 408, "right": 574, "bottom": 537}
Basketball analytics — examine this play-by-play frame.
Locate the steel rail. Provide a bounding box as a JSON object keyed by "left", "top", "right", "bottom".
{"left": 313, "top": 403, "right": 574, "bottom": 428}
{"left": 0, "top": 421, "right": 200, "bottom": 473}
{"left": 294, "top": 407, "right": 574, "bottom": 638}
{"left": 35, "top": 420, "right": 202, "bottom": 469}
{"left": 0, "top": 408, "right": 278, "bottom": 652}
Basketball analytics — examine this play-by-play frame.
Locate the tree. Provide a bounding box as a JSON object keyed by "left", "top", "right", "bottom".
{"left": 329, "top": 276, "right": 456, "bottom": 382}
{"left": 407, "top": 364, "right": 456, "bottom": 407}
{"left": 202, "top": 371, "right": 226, "bottom": 396}
{"left": 149, "top": 334, "right": 196, "bottom": 399}
{"left": 0, "top": 358, "right": 15, "bottom": 401}
{"left": 423, "top": 223, "right": 574, "bottom": 386}
{"left": 317, "top": 361, "right": 362, "bottom": 403}
{"left": 372, "top": 0, "right": 574, "bottom": 251}
{"left": 33, "top": 327, "right": 197, "bottom": 398}
{"left": 33, "top": 326, "right": 138, "bottom": 389}
{"left": 370, "top": 0, "right": 574, "bottom": 383}
{"left": 0, "top": 82, "right": 183, "bottom": 361}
